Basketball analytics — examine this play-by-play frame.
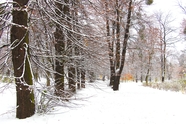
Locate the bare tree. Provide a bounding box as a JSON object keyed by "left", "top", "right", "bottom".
{"left": 178, "top": 0, "right": 186, "bottom": 14}
{"left": 104, "top": 0, "right": 133, "bottom": 90}
{"left": 155, "top": 12, "right": 178, "bottom": 82}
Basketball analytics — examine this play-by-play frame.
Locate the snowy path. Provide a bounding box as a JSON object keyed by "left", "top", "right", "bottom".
{"left": 1, "top": 81, "right": 186, "bottom": 124}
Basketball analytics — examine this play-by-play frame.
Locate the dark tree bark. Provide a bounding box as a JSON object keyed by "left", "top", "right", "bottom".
{"left": 76, "top": 47, "right": 81, "bottom": 89}
{"left": 68, "top": 66, "right": 76, "bottom": 92}
{"left": 108, "top": 29, "right": 115, "bottom": 86}
{"left": 77, "top": 68, "right": 81, "bottom": 89}
{"left": 115, "top": 0, "right": 120, "bottom": 70}
{"left": 112, "top": 0, "right": 133, "bottom": 91}
{"left": 162, "top": 44, "right": 166, "bottom": 83}
{"left": 145, "top": 68, "right": 150, "bottom": 86}
{"left": 105, "top": 0, "right": 132, "bottom": 90}
{"left": 119, "top": 0, "right": 132, "bottom": 77}
{"left": 54, "top": 1, "right": 66, "bottom": 96}
{"left": 67, "top": 0, "right": 77, "bottom": 93}
{"left": 105, "top": 1, "right": 115, "bottom": 86}
{"left": 11, "top": 0, "right": 35, "bottom": 119}
{"left": 113, "top": 75, "right": 120, "bottom": 91}
{"left": 109, "top": 66, "right": 115, "bottom": 86}
{"left": 81, "top": 69, "right": 86, "bottom": 88}
{"left": 145, "top": 52, "right": 153, "bottom": 86}
{"left": 112, "top": 0, "right": 121, "bottom": 90}
{"left": 160, "top": 27, "right": 166, "bottom": 83}
{"left": 54, "top": 28, "right": 65, "bottom": 95}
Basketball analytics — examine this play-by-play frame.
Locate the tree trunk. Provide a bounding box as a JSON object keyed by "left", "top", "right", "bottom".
{"left": 46, "top": 71, "right": 50, "bottom": 86}
{"left": 89, "top": 71, "right": 95, "bottom": 83}
{"left": 54, "top": 31, "right": 65, "bottom": 95}
{"left": 114, "top": 0, "right": 132, "bottom": 90}
{"left": 106, "top": 0, "right": 132, "bottom": 90}
{"left": 115, "top": 0, "right": 120, "bottom": 70}
{"left": 162, "top": 50, "right": 166, "bottom": 83}
{"left": 145, "top": 68, "right": 150, "bottom": 86}
{"left": 135, "top": 73, "right": 138, "bottom": 83}
{"left": 105, "top": 1, "right": 115, "bottom": 87}
{"left": 113, "top": 75, "right": 120, "bottom": 91}
{"left": 68, "top": 66, "right": 76, "bottom": 93}
{"left": 11, "top": 0, "right": 35, "bottom": 119}
{"left": 77, "top": 68, "right": 81, "bottom": 89}
{"left": 112, "top": 0, "right": 121, "bottom": 91}
{"left": 109, "top": 70, "right": 115, "bottom": 86}
{"left": 54, "top": 1, "right": 66, "bottom": 96}
{"left": 66, "top": 0, "right": 77, "bottom": 93}
{"left": 81, "top": 69, "right": 86, "bottom": 88}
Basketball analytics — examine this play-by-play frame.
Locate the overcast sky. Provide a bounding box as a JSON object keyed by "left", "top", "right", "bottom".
{"left": 146, "top": 0, "right": 186, "bottom": 26}
{"left": 0, "top": 0, "right": 6, "bottom": 3}
{"left": 145, "top": 0, "right": 186, "bottom": 51}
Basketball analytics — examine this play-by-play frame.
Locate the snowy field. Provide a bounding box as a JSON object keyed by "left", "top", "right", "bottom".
{"left": 1, "top": 81, "right": 186, "bottom": 124}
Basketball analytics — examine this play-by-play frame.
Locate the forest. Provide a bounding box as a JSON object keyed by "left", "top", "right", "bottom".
{"left": 0, "top": 0, "right": 186, "bottom": 120}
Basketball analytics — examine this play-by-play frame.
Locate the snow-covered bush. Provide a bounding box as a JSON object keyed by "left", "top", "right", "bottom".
{"left": 35, "top": 82, "right": 75, "bottom": 114}
{"left": 144, "top": 80, "right": 186, "bottom": 93}
{"left": 35, "top": 84, "right": 60, "bottom": 114}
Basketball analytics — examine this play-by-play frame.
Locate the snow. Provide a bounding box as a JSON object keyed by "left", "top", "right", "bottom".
{"left": 1, "top": 81, "right": 186, "bottom": 124}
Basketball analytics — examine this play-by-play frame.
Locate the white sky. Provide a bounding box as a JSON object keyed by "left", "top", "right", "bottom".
{"left": 0, "top": 0, "right": 6, "bottom": 3}
{"left": 146, "top": 0, "right": 186, "bottom": 26}
{"left": 145, "top": 0, "right": 186, "bottom": 51}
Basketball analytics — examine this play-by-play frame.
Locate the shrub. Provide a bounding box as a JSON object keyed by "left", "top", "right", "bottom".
{"left": 144, "top": 80, "right": 186, "bottom": 93}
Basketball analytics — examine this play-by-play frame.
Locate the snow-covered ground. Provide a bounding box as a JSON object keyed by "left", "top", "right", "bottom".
{"left": 1, "top": 81, "right": 186, "bottom": 124}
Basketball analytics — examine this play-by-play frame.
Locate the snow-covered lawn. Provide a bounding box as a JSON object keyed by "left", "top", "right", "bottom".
{"left": 1, "top": 81, "right": 186, "bottom": 124}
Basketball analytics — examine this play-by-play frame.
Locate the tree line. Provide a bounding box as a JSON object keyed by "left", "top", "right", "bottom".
{"left": 0, "top": 0, "right": 186, "bottom": 119}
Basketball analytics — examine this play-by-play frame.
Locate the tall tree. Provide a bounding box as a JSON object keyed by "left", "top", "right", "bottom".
{"left": 106, "top": 0, "right": 133, "bottom": 90}
{"left": 143, "top": 27, "right": 159, "bottom": 85}
{"left": 105, "top": 0, "right": 154, "bottom": 90}
{"left": 54, "top": 1, "right": 66, "bottom": 96}
{"left": 67, "top": 0, "right": 77, "bottom": 93}
{"left": 114, "top": 0, "right": 133, "bottom": 90}
{"left": 155, "top": 12, "right": 177, "bottom": 82}
{"left": 105, "top": 0, "right": 114, "bottom": 86}
{"left": 11, "top": 0, "right": 35, "bottom": 119}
